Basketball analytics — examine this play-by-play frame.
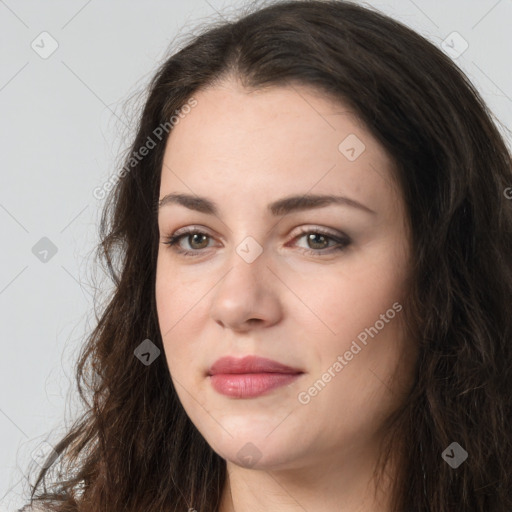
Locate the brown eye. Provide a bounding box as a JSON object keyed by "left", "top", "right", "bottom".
{"left": 305, "top": 232, "right": 330, "bottom": 250}
{"left": 291, "top": 228, "right": 351, "bottom": 256}
{"left": 186, "top": 233, "right": 210, "bottom": 250}
{"left": 162, "top": 230, "right": 214, "bottom": 255}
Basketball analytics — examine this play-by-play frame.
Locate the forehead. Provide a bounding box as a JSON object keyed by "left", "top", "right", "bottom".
{"left": 159, "top": 80, "right": 399, "bottom": 215}
{"left": 164, "top": 81, "right": 381, "bottom": 160}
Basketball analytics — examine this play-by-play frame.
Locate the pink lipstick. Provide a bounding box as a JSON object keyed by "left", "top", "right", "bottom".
{"left": 208, "top": 355, "right": 304, "bottom": 398}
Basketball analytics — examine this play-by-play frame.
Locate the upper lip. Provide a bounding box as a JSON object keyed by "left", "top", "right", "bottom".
{"left": 208, "top": 355, "right": 303, "bottom": 375}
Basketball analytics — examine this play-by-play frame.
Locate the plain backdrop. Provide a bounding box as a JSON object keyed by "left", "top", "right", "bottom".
{"left": 1, "top": 0, "right": 511, "bottom": 509}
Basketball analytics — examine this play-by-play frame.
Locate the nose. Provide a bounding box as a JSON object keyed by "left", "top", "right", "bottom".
{"left": 209, "top": 250, "right": 282, "bottom": 331}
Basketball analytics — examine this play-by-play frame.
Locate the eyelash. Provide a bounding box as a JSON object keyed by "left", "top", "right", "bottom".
{"left": 161, "top": 227, "right": 351, "bottom": 257}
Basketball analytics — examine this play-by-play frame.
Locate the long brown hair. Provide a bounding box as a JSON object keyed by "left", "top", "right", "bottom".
{"left": 20, "top": 1, "right": 512, "bottom": 510}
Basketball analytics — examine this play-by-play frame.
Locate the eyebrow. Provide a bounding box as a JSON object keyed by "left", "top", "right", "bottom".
{"left": 158, "top": 192, "right": 376, "bottom": 216}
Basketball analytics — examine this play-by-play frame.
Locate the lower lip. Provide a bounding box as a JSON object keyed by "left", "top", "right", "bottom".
{"left": 209, "top": 372, "right": 302, "bottom": 398}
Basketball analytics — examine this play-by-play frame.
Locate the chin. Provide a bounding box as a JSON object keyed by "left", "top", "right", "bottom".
{"left": 201, "top": 428, "right": 307, "bottom": 470}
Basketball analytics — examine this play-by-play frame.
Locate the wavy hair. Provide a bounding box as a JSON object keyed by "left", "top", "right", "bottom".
{"left": 20, "top": 1, "right": 512, "bottom": 510}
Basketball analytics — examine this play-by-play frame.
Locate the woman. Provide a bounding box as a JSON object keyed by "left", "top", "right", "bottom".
{"left": 19, "top": 0, "right": 512, "bottom": 510}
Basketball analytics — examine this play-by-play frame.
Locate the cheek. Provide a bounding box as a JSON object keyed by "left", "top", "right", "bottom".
{"left": 294, "top": 273, "right": 409, "bottom": 444}
{"left": 343, "top": 238, "right": 408, "bottom": 325}
{"left": 155, "top": 260, "right": 189, "bottom": 367}
{"left": 155, "top": 256, "right": 212, "bottom": 377}
{"left": 155, "top": 255, "right": 205, "bottom": 329}
{"left": 289, "top": 244, "right": 411, "bottom": 410}
{"left": 289, "top": 251, "right": 407, "bottom": 344}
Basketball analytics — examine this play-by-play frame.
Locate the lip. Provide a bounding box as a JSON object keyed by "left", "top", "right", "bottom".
{"left": 208, "top": 355, "right": 303, "bottom": 375}
{"left": 207, "top": 356, "right": 304, "bottom": 398}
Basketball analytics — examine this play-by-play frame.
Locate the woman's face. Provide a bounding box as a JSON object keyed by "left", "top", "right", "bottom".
{"left": 155, "top": 78, "right": 417, "bottom": 471}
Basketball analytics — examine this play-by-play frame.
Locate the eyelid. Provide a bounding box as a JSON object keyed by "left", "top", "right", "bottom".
{"left": 289, "top": 225, "right": 349, "bottom": 242}
{"left": 170, "top": 225, "right": 215, "bottom": 239}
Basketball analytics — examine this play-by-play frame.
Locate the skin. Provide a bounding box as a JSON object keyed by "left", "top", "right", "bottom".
{"left": 155, "top": 76, "right": 418, "bottom": 511}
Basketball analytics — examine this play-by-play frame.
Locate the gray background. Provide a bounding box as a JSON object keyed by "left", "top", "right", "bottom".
{"left": 1, "top": 0, "right": 511, "bottom": 509}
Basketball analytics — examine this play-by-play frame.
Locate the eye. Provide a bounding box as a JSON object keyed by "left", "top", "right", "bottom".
{"left": 161, "top": 227, "right": 351, "bottom": 257}
{"left": 289, "top": 227, "right": 351, "bottom": 256}
{"left": 162, "top": 229, "right": 215, "bottom": 256}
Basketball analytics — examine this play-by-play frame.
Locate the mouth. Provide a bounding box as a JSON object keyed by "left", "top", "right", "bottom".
{"left": 207, "top": 355, "right": 304, "bottom": 398}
